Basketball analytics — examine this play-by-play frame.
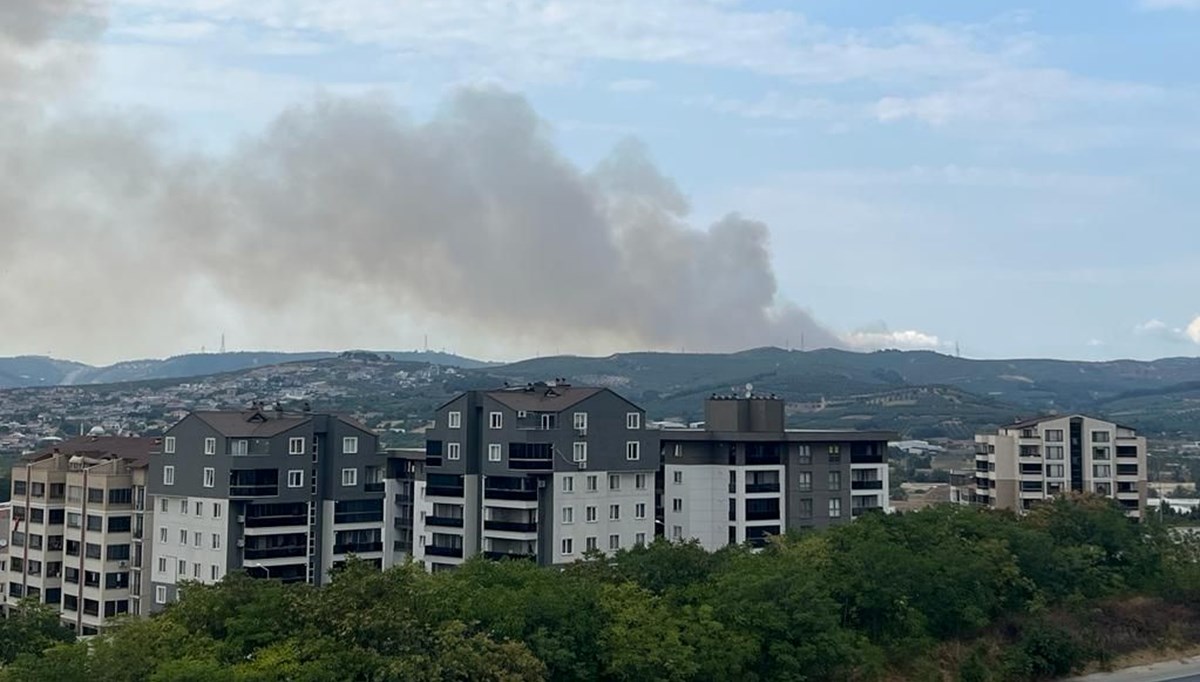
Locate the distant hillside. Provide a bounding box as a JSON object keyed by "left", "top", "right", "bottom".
{"left": 0, "top": 350, "right": 491, "bottom": 389}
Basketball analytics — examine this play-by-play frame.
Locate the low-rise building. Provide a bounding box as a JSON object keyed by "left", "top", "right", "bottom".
{"left": 973, "top": 415, "right": 1147, "bottom": 517}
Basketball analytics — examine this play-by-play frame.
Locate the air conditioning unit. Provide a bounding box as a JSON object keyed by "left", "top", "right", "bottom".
{"left": 117, "top": 561, "right": 128, "bottom": 569}
{"left": 236, "top": 515, "right": 246, "bottom": 523}
{"left": 236, "top": 538, "right": 245, "bottom": 548}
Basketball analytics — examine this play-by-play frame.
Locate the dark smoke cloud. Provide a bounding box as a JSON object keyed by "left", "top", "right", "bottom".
{"left": 0, "top": 0, "right": 841, "bottom": 363}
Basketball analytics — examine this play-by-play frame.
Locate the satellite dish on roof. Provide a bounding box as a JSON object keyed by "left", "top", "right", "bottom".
{"left": 745, "top": 383, "right": 753, "bottom": 398}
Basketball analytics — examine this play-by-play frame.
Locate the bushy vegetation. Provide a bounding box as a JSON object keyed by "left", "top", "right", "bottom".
{"left": 4, "top": 495, "right": 1200, "bottom": 681}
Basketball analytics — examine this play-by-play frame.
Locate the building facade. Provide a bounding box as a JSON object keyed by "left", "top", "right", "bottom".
{"left": 659, "top": 396, "right": 893, "bottom": 551}
{"left": 1, "top": 436, "right": 156, "bottom": 634}
{"left": 421, "top": 383, "right": 658, "bottom": 569}
{"left": 385, "top": 447, "right": 429, "bottom": 568}
{"left": 147, "top": 406, "right": 387, "bottom": 609}
{"left": 973, "top": 415, "right": 1147, "bottom": 517}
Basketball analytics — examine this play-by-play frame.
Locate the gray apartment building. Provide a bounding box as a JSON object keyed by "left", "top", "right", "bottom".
{"left": 421, "top": 382, "right": 658, "bottom": 569}
{"left": 1, "top": 436, "right": 157, "bottom": 633}
{"left": 660, "top": 395, "right": 893, "bottom": 551}
{"left": 147, "top": 405, "right": 387, "bottom": 608}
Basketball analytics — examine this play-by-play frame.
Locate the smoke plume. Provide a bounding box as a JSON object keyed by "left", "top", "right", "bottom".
{"left": 0, "top": 0, "right": 842, "bottom": 363}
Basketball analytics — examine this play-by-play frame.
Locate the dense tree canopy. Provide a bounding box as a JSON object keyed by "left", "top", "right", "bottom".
{"left": 4, "top": 495, "right": 1199, "bottom": 681}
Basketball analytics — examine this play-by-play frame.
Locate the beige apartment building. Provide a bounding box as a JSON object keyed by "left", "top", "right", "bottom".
{"left": 2, "top": 436, "right": 156, "bottom": 634}
{"left": 973, "top": 415, "right": 1147, "bottom": 518}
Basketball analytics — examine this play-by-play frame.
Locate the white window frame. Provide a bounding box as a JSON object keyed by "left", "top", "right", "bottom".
{"left": 341, "top": 468, "right": 358, "bottom": 487}
{"left": 829, "top": 498, "right": 842, "bottom": 518}
{"left": 155, "top": 586, "right": 167, "bottom": 604}
{"left": 572, "top": 442, "right": 587, "bottom": 463}
{"left": 488, "top": 444, "right": 502, "bottom": 462}
{"left": 447, "top": 442, "right": 461, "bottom": 460}
{"left": 635, "top": 503, "right": 646, "bottom": 519}
{"left": 672, "top": 498, "right": 682, "bottom": 513}
{"left": 586, "top": 475, "right": 598, "bottom": 492}
{"left": 635, "top": 473, "right": 646, "bottom": 490}
{"left": 287, "top": 470, "right": 304, "bottom": 488}
{"left": 586, "top": 506, "right": 597, "bottom": 523}
{"left": 204, "top": 437, "right": 216, "bottom": 455}
{"left": 163, "top": 466, "right": 175, "bottom": 486}
{"left": 562, "top": 476, "right": 574, "bottom": 493}
{"left": 608, "top": 474, "right": 620, "bottom": 491}
{"left": 289, "top": 437, "right": 306, "bottom": 455}
{"left": 212, "top": 534, "right": 221, "bottom": 550}
{"left": 609, "top": 504, "right": 620, "bottom": 521}
{"left": 489, "top": 412, "right": 503, "bottom": 430}
{"left": 562, "top": 507, "right": 574, "bottom": 524}
{"left": 179, "top": 529, "right": 187, "bottom": 545}
{"left": 626, "top": 413, "right": 641, "bottom": 430}
{"left": 585, "top": 536, "right": 598, "bottom": 552}
{"left": 625, "top": 441, "right": 640, "bottom": 461}
{"left": 159, "top": 498, "right": 168, "bottom": 513}
{"left": 202, "top": 467, "right": 215, "bottom": 489}
{"left": 635, "top": 532, "right": 646, "bottom": 546}
{"left": 561, "top": 538, "right": 573, "bottom": 555}
{"left": 157, "top": 557, "right": 166, "bottom": 572}
{"left": 342, "top": 437, "right": 359, "bottom": 455}
{"left": 158, "top": 527, "right": 167, "bottom": 543}
{"left": 211, "top": 565, "right": 219, "bottom": 581}
{"left": 194, "top": 531, "right": 202, "bottom": 548}
{"left": 448, "top": 411, "right": 462, "bottom": 429}
{"left": 195, "top": 501, "right": 203, "bottom": 516}
{"left": 609, "top": 534, "right": 620, "bottom": 551}
{"left": 673, "top": 470, "right": 683, "bottom": 485}
{"left": 163, "top": 437, "right": 176, "bottom": 454}
{"left": 213, "top": 503, "right": 222, "bottom": 519}
{"left": 573, "top": 412, "right": 588, "bottom": 431}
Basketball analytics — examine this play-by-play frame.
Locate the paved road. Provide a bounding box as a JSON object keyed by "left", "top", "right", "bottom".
{"left": 1070, "top": 656, "right": 1200, "bottom": 682}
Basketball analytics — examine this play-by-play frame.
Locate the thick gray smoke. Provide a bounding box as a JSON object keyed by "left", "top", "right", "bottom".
{"left": 0, "top": 0, "right": 841, "bottom": 362}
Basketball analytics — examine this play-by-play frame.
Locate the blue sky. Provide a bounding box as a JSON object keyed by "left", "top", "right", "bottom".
{"left": 57, "top": 1, "right": 1200, "bottom": 360}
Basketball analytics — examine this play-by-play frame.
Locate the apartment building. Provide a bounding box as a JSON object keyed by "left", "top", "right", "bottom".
{"left": 422, "top": 382, "right": 657, "bottom": 569}
{"left": 659, "top": 395, "right": 893, "bottom": 551}
{"left": 973, "top": 415, "right": 1147, "bottom": 517}
{"left": 1, "top": 436, "right": 156, "bottom": 634}
{"left": 385, "top": 447, "right": 429, "bottom": 568}
{"left": 147, "top": 405, "right": 387, "bottom": 609}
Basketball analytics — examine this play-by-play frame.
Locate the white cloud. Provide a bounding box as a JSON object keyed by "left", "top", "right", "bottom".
{"left": 1133, "top": 318, "right": 1192, "bottom": 344}
{"left": 1188, "top": 317, "right": 1200, "bottom": 344}
{"left": 843, "top": 327, "right": 946, "bottom": 351}
{"left": 608, "top": 79, "right": 656, "bottom": 93}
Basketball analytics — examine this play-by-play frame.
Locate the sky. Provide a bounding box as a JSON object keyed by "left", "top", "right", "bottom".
{"left": 2, "top": 0, "right": 1199, "bottom": 364}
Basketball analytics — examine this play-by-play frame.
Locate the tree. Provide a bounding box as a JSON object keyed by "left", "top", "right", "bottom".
{"left": 0, "top": 599, "right": 75, "bottom": 665}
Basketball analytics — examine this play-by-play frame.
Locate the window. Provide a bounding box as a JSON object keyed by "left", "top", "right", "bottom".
{"left": 572, "top": 442, "right": 587, "bottom": 463}
{"left": 586, "top": 506, "right": 598, "bottom": 523}
{"left": 196, "top": 501, "right": 204, "bottom": 516}
{"left": 673, "top": 470, "right": 683, "bottom": 485}
{"left": 828, "top": 444, "right": 841, "bottom": 463}
{"left": 635, "top": 474, "right": 647, "bottom": 490}
{"left": 87, "top": 515, "right": 102, "bottom": 531}
{"left": 341, "top": 468, "right": 358, "bottom": 487}
{"left": 562, "top": 507, "right": 574, "bottom": 524}
{"left": 635, "top": 532, "right": 646, "bottom": 545}
{"left": 448, "top": 411, "right": 462, "bottom": 429}
{"left": 108, "top": 488, "right": 132, "bottom": 505}
{"left": 625, "top": 441, "right": 640, "bottom": 461}
{"left": 1046, "top": 446, "right": 1065, "bottom": 460}
{"left": 608, "top": 474, "right": 620, "bottom": 490}
{"left": 163, "top": 466, "right": 175, "bottom": 486}
{"left": 212, "top": 534, "right": 221, "bottom": 550}
{"left": 1094, "top": 464, "right": 1112, "bottom": 478}
{"left": 211, "top": 565, "right": 219, "bottom": 581}
{"left": 204, "top": 437, "right": 216, "bottom": 455}
{"left": 585, "top": 536, "right": 598, "bottom": 552}
{"left": 489, "top": 412, "right": 503, "bottom": 429}
{"left": 163, "top": 436, "right": 176, "bottom": 454}
{"left": 155, "top": 586, "right": 167, "bottom": 604}
{"left": 561, "top": 538, "right": 573, "bottom": 555}
{"left": 180, "top": 499, "right": 188, "bottom": 514}
{"left": 158, "top": 557, "right": 167, "bottom": 573}
{"left": 88, "top": 487, "right": 104, "bottom": 503}
{"left": 635, "top": 503, "right": 646, "bottom": 519}
{"left": 672, "top": 525, "right": 683, "bottom": 540}
{"left": 178, "top": 559, "right": 187, "bottom": 575}
{"left": 626, "top": 412, "right": 641, "bottom": 429}
{"left": 672, "top": 498, "right": 682, "bottom": 513}
{"left": 560, "top": 476, "right": 575, "bottom": 494}
{"left": 609, "top": 504, "right": 621, "bottom": 521}
{"left": 829, "top": 498, "right": 842, "bottom": 518}
{"left": 179, "top": 529, "right": 187, "bottom": 545}
{"left": 203, "top": 467, "right": 215, "bottom": 488}
{"left": 798, "top": 471, "right": 813, "bottom": 492}
{"left": 797, "top": 445, "right": 812, "bottom": 465}
{"left": 230, "top": 439, "right": 248, "bottom": 455}
{"left": 66, "top": 512, "right": 81, "bottom": 529}
{"left": 67, "top": 485, "right": 82, "bottom": 502}
{"left": 193, "top": 532, "right": 202, "bottom": 548}
{"left": 1092, "top": 431, "right": 1111, "bottom": 443}
{"left": 85, "top": 543, "right": 101, "bottom": 559}
{"left": 447, "top": 443, "right": 461, "bottom": 460}
{"left": 798, "top": 498, "right": 813, "bottom": 519}
{"left": 193, "top": 563, "right": 201, "bottom": 578}
{"left": 1046, "top": 429, "right": 1064, "bottom": 442}
{"left": 159, "top": 498, "right": 168, "bottom": 512}
{"left": 159, "top": 527, "right": 167, "bottom": 543}
{"left": 289, "top": 437, "right": 305, "bottom": 455}
{"left": 488, "top": 444, "right": 502, "bottom": 462}
{"left": 213, "top": 503, "right": 222, "bottom": 519}
{"left": 287, "top": 470, "right": 304, "bottom": 488}
{"left": 586, "top": 475, "right": 598, "bottom": 492}
{"left": 1093, "top": 447, "right": 1110, "bottom": 460}
{"left": 828, "top": 471, "right": 842, "bottom": 491}
{"left": 540, "top": 413, "right": 556, "bottom": 430}
{"left": 342, "top": 437, "right": 359, "bottom": 454}
{"left": 1047, "top": 464, "right": 1065, "bottom": 478}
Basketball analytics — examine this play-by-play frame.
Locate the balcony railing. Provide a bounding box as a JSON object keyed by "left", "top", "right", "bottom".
{"left": 426, "top": 486, "right": 465, "bottom": 498}
{"left": 244, "top": 546, "right": 307, "bottom": 560}
{"left": 364, "top": 482, "right": 385, "bottom": 493}
{"left": 334, "top": 542, "right": 383, "bottom": 555}
{"left": 426, "top": 516, "right": 465, "bottom": 528}
{"left": 425, "top": 545, "right": 464, "bottom": 558}
{"left": 745, "top": 482, "right": 781, "bottom": 494}
{"left": 245, "top": 515, "right": 307, "bottom": 528}
{"left": 745, "top": 510, "right": 780, "bottom": 521}
{"left": 230, "top": 485, "right": 279, "bottom": 498}
{"left": 484, "top": 520, "right": 537, "bottom": 533}
{"left": 850, "top": 453, "right": 885, "bottom": 465}
{"left": 483, "top": 551, "right": 535, "bottom": 561}
{"left": 509, "top": 459, "right": 554, "bottom": 471}
{"left": 851, "top": 505, "right": 881, "bottom": 517}
{"left": 485, "top": 489, "right": 538, "bottom": 501}
{"left": 851, "top": 480, "right": 884, "bottom": 490}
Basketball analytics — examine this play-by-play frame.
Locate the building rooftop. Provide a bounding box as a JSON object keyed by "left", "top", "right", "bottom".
{"left": 1004, "top": 414, "right": 1137, "bottom": 432}
{"left": 485, "top": 383, "right": 605, "bottom": 412}
{"left": 658, "top": 427, "right": 898, "bottom": 442}
{"left": 190, "top": 407, "right": 369, "bottom": 437}
{"left": 22, "top": 435, "right": 158, "bottom": 465}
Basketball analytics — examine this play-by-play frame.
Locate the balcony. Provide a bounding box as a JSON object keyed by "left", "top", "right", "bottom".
{"left": 244, "top": 546, "right": 307, "bottom": 560}
{"left": 484, "top": 520, "right": 537, "bottom": 533}
{"left": 230, "top": 485, "right": 279, "bottom": 498}
{"left": 426, "top": 486, "right": 465, "bottom": 498}
{"left": 852, "top": 480, "right": 884, "bottom": 491}
{"left": 245, "top": 515, "right": 307, "bottom": 528}
{"left": 425, "top": 545, "right": 464, "bottom": 558}
{"left": 426, "top": 516, "right": 465, "bottom": 528}
{"left": 850, "top": 443, "right": 885, "bottom": 464}
{"left": 852, "top": 505, "right": 881, "bottom": 517}
{"left": 364, "top": 482, "right": 385, "bottom": 493}
{"left": 745, "top": 510, "right": 780, "bottom": 521}
{"left": 509, "top": 459, "right": 554, "bottom": 471}
{"left": 483, "top": 551, "right": 535, "bottom": 561}
{"left": 485, "top": 489, "right": 538, "bottom": 502}
{"left": 745, "top": 482, "right": 781, "bottom": 494}
{"left": 334, "top": 542, "right": 383, "bottom": 555}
